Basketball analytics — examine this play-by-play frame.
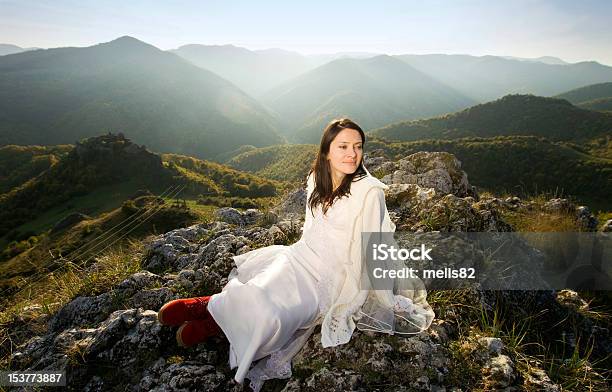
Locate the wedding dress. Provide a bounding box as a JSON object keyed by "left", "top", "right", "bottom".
{"left": 207, "top": 170, "right": 435, "bottom": 391}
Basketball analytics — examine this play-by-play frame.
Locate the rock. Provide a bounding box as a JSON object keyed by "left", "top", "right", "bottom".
{"left": 504, "top": 196, "right": 522, "bottom": 209}
{"left": 144, "top": 223, "right": 210, "bottom": 271}
{"left": 543, "top": 198, "right": 574, "bottom": 213}
{"left": 49, "top": 293, "right": 115, "bottom": 332}
{"left": 472, "top": 198, "right": 514, "bottom": 232}
{"left": 556, "top": 289, "right": 589, "bottom": 310}
{"left": 478, "top": 337, "right": 503, "bottom": 356}
{"left": 365, "top": 342, "right": 393, "bottom": 371}
{"left": 364, "top": 155, "right": 387, "bottom": 170}
{"left": 195, "top": 233, "right": 253, "bottom": 271}
{"left": 524, "top": 368, "right": 560, "bottom": 391}
{"left": 376, "top": 161, "right": 398, "bottom": 176}
{"left": 49, "top": 270, "right": 169, "bottom": 333}
{"left": 486, "top": 355, "right": 515, "bottom": 388}
{"left": 215, "top": 207, "right": 265, "bottom": 226}
{"left": 268, "top": 225, "right": 288, "bottom": 244}
{"left": 385, "top": 183, "right": 436, "bottom": 209}
{"left": 154, "top": 362, "right": 225, "bottom": 391}
{"left": 12, "top": 308, "right": 171, "bottom": 379}
{"left": 243, "top": 209, "right": 264, "bottom": 225}
{"left": 271, "top": 186, "right": 307, "bottom": 222}
{"left": 428, "top": 320, "right": 450, "bottom": 344}
{"left": 372, "top": 153, "right": 518, "bottom": 232}
{"left": 280, "top": 378, "right": 302, "bottom": 391}
{"left": 304, "top": 368, "right": 364, "bottom": 391}
{"left": 117, "top": 271, "right": 164, "bottom": 295}
{"left": 83, "top": 375, "right": 105, "bottom": 392}
{"left": 128, "top": 288, "right": 176, "bottom": 311}
{"left": 215, "top": 207, "right": 243, "bottom": 225}
{"left": 382, "top": 152, "right": 476, "bottom": 198}
{"left": 411, "top": 375, "right": 430, "bottom": 390}
{"left": 364, "top": 150, "right": 392, "bottom": 174}
{"left": 576, "top": 206, "right": 598, "bottom": 231}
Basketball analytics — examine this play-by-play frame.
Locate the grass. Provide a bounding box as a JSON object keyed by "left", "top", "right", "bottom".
{"left": 596, "top": 211, "right": 612, "bottom": 230}
{"left": 0, "top": 192, "right": 202, "bottom": 292}
{"left": 544, "top": 336, "right": 610, "bottom": 390}
{"left": 0, "top": 240, "right": 144, "bottom": 369}
{"left": 163, "top": 198, "right": 218, "bottom": 223}
{"left": 492, "top": 188, "right": 600, "bottom": 232}
{"left": 0, "top": 179, "right": 165, "bottom": 249}
{"left": 427, "top": 279, "right": 611, "bottom": 391}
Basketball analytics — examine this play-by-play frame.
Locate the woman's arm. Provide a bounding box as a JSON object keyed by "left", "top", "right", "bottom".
{"left": 361, "top": 187, "right": 386, "bottom": 233}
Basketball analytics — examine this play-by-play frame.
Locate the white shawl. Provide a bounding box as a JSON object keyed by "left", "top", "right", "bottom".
{"left": 305, "top": 168, "right": 435, "bottom": 347}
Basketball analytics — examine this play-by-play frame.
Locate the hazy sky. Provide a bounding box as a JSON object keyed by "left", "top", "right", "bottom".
{"left": 1, "top": 0, "right": 611, "bottom": 65}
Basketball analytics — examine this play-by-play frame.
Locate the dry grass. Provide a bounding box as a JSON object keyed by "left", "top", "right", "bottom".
{"left": 0, "top": 240, "right": 144, "bottom": 369}
{"left": 429, "top": 283, "right": 610, "bottom": 390}
{"left": 506, "top": 210, "right": 581, "bottom": 232}
{"left": 499, "top": 193, "right": 585, "bottom": 232}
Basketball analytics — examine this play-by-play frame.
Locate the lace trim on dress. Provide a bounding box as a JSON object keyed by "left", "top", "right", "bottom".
{"left": 315, "top": 272, "right": 334, "bottom": 316}
{"left": 246, "top": 350, "right": 292, "bottom": 392}
{"left": 355, "top": 294, "right": 430, "bottom": 335}
{"left": 244, "top": 324, "right": 317, "bottom": 392}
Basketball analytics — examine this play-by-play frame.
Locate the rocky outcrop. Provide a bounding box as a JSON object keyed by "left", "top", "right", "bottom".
{"left": 380, "top": 152, "right": 478, "bottom": 199}
{"left": 378, "top": 152, "right": 510, "bottom": 232}
{"left": 215, "top": 207, "right": 264, "bottom": 226}
{"left": 270, "top": 187, "right": 307, "bottom": 222}
{"left": 10, "top": 151, "right": 609, "bottom": 391}
{"left": 72, "top": 133, "right": 164, "bottom": 178}
{"left": 543, "top": 198, "right": 599, "bottom": 231}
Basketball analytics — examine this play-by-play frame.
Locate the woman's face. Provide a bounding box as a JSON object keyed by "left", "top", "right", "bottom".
{"left": 327, "top": 128, "right": 363, "bottom": 180}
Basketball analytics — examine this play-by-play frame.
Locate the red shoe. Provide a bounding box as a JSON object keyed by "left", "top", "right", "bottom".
{"left": 176, "top": 317, "right": 221, "bottom": 348}
{"left": 158, "top": 296, "right": 213, "bottom": 326}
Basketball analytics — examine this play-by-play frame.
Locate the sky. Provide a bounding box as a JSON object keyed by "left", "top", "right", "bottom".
{"left": 1, "top": 0, "right": 611, "bottom": 65}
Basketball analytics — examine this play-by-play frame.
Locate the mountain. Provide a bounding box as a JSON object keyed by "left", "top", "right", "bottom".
{"left": 171, "top": 44, "right": 322, "bottom": 97}
{"left": 369, "top": 94, "right": 612, "bottom": 147}
{"left": 261, "top": 55, "right": 477, "bottom": 144}
{"left": 226, "top": 144, "right": 317, "bottom": 181}
{"left": 306, "top": 51, "right": 381, "bottom": 63}
{"left": 0, "top": 44, "right": 30, "bottom": 56}
{"left": 396, "top": 54, "right": 612, "bottom": 102}
{"left": 555, "top": 82, "right": 612, "bottom": 113}
{"left": 555, "top": 82, "right": 612, "bottom": 103}
{"left": 0, "top": 36, "right": 284, "bottom": 159}
{"left": 0, "top": 144, "right": 73, "bottom": 194}
{"left": 0, "top": 133, "right": 281, "bottom": 241}
{"left": 501, "top": 55, "right": 568, "bottom": 65}
{"left": 575, "top": 97, "right": 612, "bottom": 112}
{"left": 228, "top": 136, "right": 611, "bottom": 210}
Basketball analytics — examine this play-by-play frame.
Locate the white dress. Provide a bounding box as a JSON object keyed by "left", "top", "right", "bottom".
{"left": 207, "top": 191, "right": 351, "bottom": 391}
{"left": 208, "top": 172, "right": 435, "bottom": 391}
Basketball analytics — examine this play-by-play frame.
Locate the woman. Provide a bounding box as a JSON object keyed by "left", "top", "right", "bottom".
{"left": 157, "top": 118, "right": 435, "bottom": 391}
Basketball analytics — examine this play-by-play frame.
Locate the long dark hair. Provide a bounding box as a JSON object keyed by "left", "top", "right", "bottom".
{"left": 308, "top": 118, "right": 368, "bottom": 216}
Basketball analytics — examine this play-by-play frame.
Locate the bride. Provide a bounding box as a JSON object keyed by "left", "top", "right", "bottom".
{"left": 157, "top": 118, "right": 435, "bottom": 391}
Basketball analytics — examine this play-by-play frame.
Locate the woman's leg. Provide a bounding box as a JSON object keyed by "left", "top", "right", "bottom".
{"left": 157, "top": 295, "right": 215, "bottom": 326}
{"left": 157, "top": 294, "right": 223, "bottom": 347}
